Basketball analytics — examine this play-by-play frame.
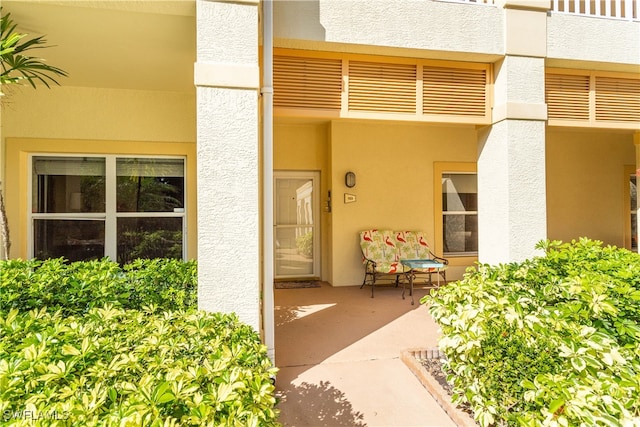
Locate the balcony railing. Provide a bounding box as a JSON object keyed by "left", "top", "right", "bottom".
{"left": 443, "top": 0, "right": 639, "bottom": 21}
{"left": 553, "top": 0, "right": 639, "bottom": 21}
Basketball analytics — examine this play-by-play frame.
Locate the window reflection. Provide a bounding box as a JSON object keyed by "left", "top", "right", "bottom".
{"left": 34, "top": 219, "right": 105, "bottom": 262}
{"left": 32, "top": 155, "right": 186, "bottom": 263}
{"left": 117, "top": 217, "right": 183, "bottom": 264}
{"left": 32, "top": 157, "right": 105, "bottom": 213}
{"left": 442, "top": 173, "right": 478, "bottom": 256}
{"left": 116, "top": 158, "right": 184, "bottom": 213}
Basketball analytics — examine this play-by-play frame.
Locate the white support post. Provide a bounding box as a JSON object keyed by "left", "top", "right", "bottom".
{"left": 478, "top": 3, "right": 549, "bottom": 265}
{"left": 625, "top": 0, "right": 633, "bottom": 20}
{"left": 262, "top": 0, "right": 276, "bottom": 363}
{"left": 196, "top": 0, "right": 262, "bottom": 331}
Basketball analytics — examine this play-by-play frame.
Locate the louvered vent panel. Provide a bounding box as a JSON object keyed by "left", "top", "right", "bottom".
{"left": 423, "top": 67, "right": 487, "bottom": 116}
{"left": 546, "top": 74, "right": 590, "bottom": 121}
{"left": 273, "top": 56, "right": 342, "bottom": 110}
{"left": 348, "top": 61, "right": 416, "bottom": 113}
{"left": 595, "top": 76, "right": 640, "bottom": 122}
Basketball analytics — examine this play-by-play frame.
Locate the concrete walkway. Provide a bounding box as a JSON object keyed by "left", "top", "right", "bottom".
{"left": 274, "top": 282, "right": 457, "bottom": 427}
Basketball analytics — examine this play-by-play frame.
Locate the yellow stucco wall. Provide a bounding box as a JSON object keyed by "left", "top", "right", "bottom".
{"left": 274, "top": 119, "right": 478, "bottom": 286}
{"left": 330, "top": 121, "right": 478, "bottom": 286}
{"left": 546, "top": 129, "right": 636, "bottom": 247}
{"left": 2, "top": 86, "right": 195, "bottom": 142}
{"left": 2, "top": 86, "right": 197, "bottom": 260}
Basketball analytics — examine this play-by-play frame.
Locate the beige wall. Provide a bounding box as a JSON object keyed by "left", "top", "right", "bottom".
{"left": 274, "top": 119, "right": 478, "bottom": 286}
{"left": 330, "top": 121, "right": 478, "bottom": 286}
{"left": 1, "top": 85, "right": 197, "bottom": 260}
{"left": 546, "top": 129, "right": 636, "bottom": 247}
{"left": 2, "top": 86, "right": 196, "bottom": 142}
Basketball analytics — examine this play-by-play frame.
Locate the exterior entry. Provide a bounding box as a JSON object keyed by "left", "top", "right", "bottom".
{"left": 274, "top": 171, "right": 320, "bottom": 279}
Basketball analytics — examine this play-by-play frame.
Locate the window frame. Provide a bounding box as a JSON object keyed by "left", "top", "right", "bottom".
{"left": 28, "top": 153, "right": 187, "bottom": 261}
{"left": 434, "top": 162, "right": 478, "bottom": 266}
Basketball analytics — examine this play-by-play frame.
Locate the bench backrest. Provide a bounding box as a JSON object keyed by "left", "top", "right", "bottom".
{"left": 359, "top": 229, "right": 399, "bottom": 264}
{"left": 396, "top": 230, "right": 432, "bottom": 260}
{"left": 360, "top": 229, "right": 433, "bottom": 262}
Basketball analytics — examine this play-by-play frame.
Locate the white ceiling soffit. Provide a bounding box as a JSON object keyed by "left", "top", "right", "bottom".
{"left": 2, "top": 1, "right": 196, "bottom": 92}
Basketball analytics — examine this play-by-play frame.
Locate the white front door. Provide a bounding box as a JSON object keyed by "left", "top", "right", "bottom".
{"left": 274, "top": 171, "right": 320, "bottom": 279}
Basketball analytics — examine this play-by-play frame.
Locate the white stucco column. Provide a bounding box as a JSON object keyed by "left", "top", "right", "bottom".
{"left": 477, "top": 1, "right": 549, "bottom": 264}
{"left": 195, "top": 0, "right": 261, "bottom": 330}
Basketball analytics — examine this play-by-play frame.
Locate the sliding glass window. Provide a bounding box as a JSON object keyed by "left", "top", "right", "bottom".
{"left": 31, "top": 155, "right": 186, "bottom": 263}
{"left": 442, "top": 173, "right": 478, "bottom": 256}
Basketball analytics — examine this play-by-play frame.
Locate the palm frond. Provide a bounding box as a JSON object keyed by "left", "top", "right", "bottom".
{"left": 0, "top": 8, "right": 67, "bottom": 92}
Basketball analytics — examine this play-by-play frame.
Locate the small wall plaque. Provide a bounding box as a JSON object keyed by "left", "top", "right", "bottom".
{"left": 344, "top": 193, "right": 356, "bottom": 203}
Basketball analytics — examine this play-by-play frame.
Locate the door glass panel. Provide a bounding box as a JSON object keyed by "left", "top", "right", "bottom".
{"left": 116, "top": 158, "right": 184, "bottom": 213}
{"left": 34, "top": 219, "right": 105, "bottom": 261}
{"left": 275, "top": 177, "right": 315, "bottom": 277}
{"left": 117, "top": 217, "right": 183, "bottom": 264}
{"left": 33, "top": 157, "right": 105, "bottom": 213}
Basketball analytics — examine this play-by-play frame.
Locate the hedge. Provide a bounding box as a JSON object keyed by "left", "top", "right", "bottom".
{"left": 0, "top": 258, "right": 280, "bottom": 426}
{"left": 423, "top": 239, "right": 640, "bottom": 427}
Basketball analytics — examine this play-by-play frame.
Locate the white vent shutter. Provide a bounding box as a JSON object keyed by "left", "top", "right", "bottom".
{"left": 595, "top": 76, "right": 640, "bottom": 123}
{"left": 546, "top": 73, "right": 590, "bottom": 121}
{"left": 274, "top": 56, "right": 342, "bottom": 110}
{"left": 348, "top": 61, "right": 417, "bottom": 113}
{"left": 423, "top": 67, "right": 487, "bottom": 117}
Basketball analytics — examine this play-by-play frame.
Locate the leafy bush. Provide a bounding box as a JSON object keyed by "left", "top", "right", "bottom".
{"left": 295, "top": 232, "right": 313, "bottom": 257}
{"left": 0, "top": 258, "right": 197, "bottom": 315}
{"left": 0, "top": 306, "right": 278, "bottom": 426}
{"left": 0, "top": 258, "right": 280, "bottom": 426}
{"left": 423, "top": 238, "right": 640, "bottom": 427}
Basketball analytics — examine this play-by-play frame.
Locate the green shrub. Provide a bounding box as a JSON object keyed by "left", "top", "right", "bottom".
{"left": 123, "top": 258, "right": 197, "bottom": 312}
{"left": 0, "top": 306, "right": 279, "bottom": 426}
{"left": 0, "top": 258, "right": 197, "bottom": 315}
{"left": 295, "top": 232, "right": 313, "bottom": 257}
{"left": 423, "top": 238, "right": 640, "bottom": 427}
{"left": 0, "top": 258, "right": 279, "bottom": 426}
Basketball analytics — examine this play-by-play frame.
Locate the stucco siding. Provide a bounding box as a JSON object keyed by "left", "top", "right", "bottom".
{"left": 195, "top": 0, "right": 261, "bottom": 330}
{"left": 196, "top": 0, "right": 257, "bottom": 65}
{"left": 274, "top": 0, "right": 503, "bottom": 57}
{"left": 548, "top": 14, "right": 640, "bottom": 66}
{"left": 197, "top": 87, "right": 260, "bottom": 328}
{"left": 494, "top": 56, "right": 546, "bottom": 105}
{"left": 2, "top": 86, "right": 196, "bottom": 142}
{"left": 328, "top": 121, "right": 478, "bottom": 286}
{"left": 546, "top": 130, "right": 636, "bottom": 247}
{"left": 477, "top": 120, "right": 547, "bottom": 264}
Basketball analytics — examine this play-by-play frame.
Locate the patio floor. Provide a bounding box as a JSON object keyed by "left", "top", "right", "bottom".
{"left": 274, "top": 281, "right": 457, "bottom": 427}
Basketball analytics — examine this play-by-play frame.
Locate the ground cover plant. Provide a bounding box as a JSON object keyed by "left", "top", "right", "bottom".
{"left": 423, "top": 238, "right": 640, "bottom": 427}
{"left": 0, "top": 258, "right": 279, "bottom": 426}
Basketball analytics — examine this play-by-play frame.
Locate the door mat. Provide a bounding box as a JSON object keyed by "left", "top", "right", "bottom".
{"left": 274, "top": 281, "right": 321, "bottom": 289}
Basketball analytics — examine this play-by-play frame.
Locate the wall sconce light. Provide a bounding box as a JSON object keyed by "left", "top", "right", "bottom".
{"left": 345, "top": 171, "right": 356, "bottom": 188}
